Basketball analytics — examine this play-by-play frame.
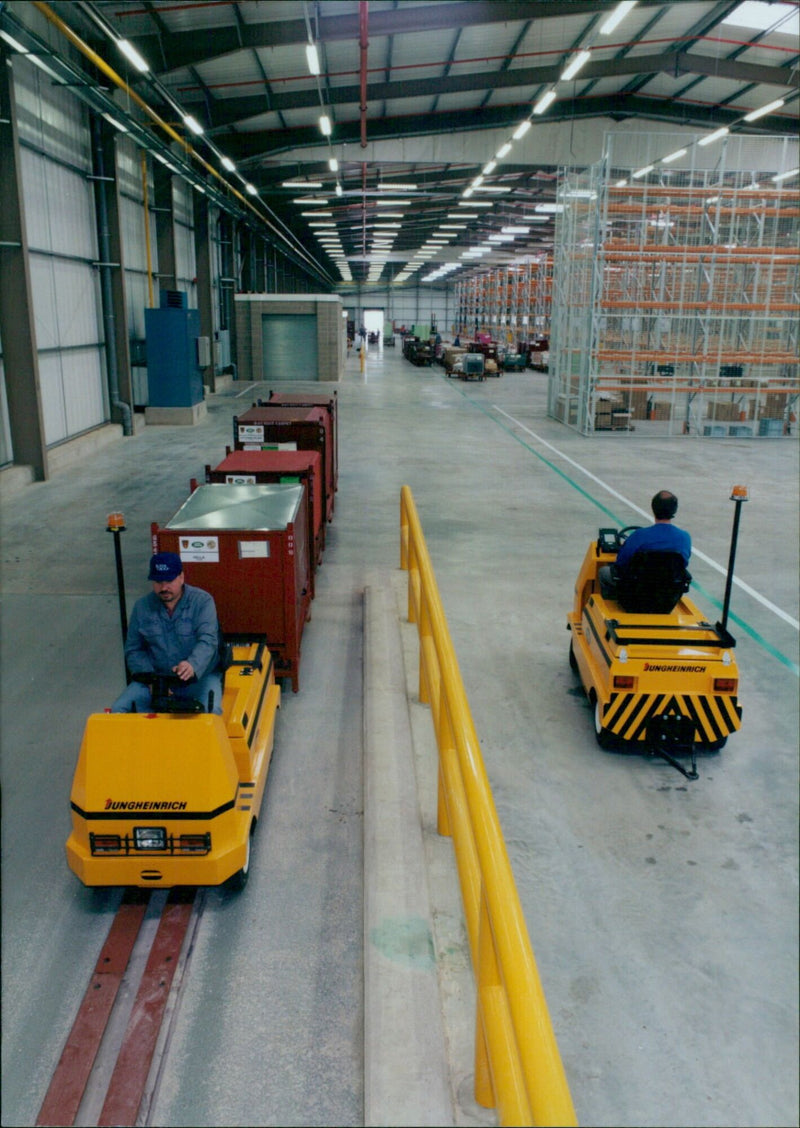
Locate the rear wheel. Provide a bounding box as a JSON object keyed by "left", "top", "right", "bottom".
{"left": 594, "top": 699, "right": 618, "bottom": 750}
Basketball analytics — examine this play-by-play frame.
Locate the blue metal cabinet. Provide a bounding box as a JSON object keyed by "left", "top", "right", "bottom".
{"left": 145, "top": 293, "right": 203, "bottom": 407}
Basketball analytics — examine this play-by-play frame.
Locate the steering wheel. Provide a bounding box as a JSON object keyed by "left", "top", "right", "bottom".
{"left": 129, "top": 671, "right": 202, "bottom": 713}
{"left": 616, "top": 525, "right": 642, "bottom": 545}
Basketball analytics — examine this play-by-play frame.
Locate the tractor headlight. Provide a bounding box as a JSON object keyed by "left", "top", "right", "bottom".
{"left": 134, "top": 826, "right": 167, "bottom": 851}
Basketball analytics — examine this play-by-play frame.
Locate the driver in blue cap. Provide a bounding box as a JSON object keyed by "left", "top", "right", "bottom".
{"left": 110, "top": 551, "right": 223, "bottom": 714}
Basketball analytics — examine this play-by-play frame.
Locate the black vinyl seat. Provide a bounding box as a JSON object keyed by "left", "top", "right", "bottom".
{"left": 615, "top": 551, "right": 692, "bottom": 614}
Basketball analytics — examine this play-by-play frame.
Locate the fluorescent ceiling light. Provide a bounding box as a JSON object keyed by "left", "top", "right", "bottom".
{"left": 183, "top": 115, "right": 204, "bottom": 136}
{"left": 293, "top": 197, "right": 329, "bottom": 205}
{"left": 614, "top": 178, "right": 628, "bottom": 187}
{"left": 0, "top": 32, "right": 28, "bottom": 53}
{"left": 488, "top": 235, "right": 515, "bottom": 242}
{"left": 698, "top": 126, "right": 729, "bottom": 147}
{"left": 117, "top": 39, "right": 149, "bottom": 72}
{"left": 743, "top": 98, "right": 785, "bottom": 122}
{"left": 502, "top": 226, "right": 530, "bottom": 234}
{"left": 534, "top": 203, "right": 564, "bottom": 213}
{"left": 462, "top": 188, "right": 474, "bottom": 198}
{"left": 379, "top": 183, "right": 417, "bottom": 190}
{"left": 329, "top": 157, "right": 338, "bottom": 172}
{"left": 472, "top": 175, "right": 485, "bottom": 187}
{"left": 512, "top": 120, "right": 532, "bottom": 140}
{"left": 599, "top": 1, "right": 638, "bottom": 36}
{"left": 377, "top": 213, "right": 405, "bottom": 218}
{"left": 283, "top": 180, "right": 323, "bottom": 188}
{"left": 301, "top": 211, "right": 333, "bottom": 216}
{"left": 772, "top": 168, "right": 799, "bottom": 182}
{"left": 662, "top": 148, "right": 687, "bottom": 164}
{"left": 496, "top": 143, "right": 513, "bottom": 158}
{"left": 533, "top": 90, "right": 557, "bottom": 115}
{"left": 102, "top": 113, "right": 128, "bottom": 133}
{"left": 221, "top": 156, "right": 236, "bottom": 172}
{"left": 451, "top": 213, "right": 478, "bottom": 218}
{"left": 319, "top": 115, "right": 332, "bottom": 136}
{"left": 483, "top": 161, "right": 497, "bottom": 175}
{"left": 245, "top": 183, "right": 258, "bottom": 195}
{"left": 306, "top": 43, "right": 320, "bottom": 75}
{"left": 374, "top": 223, "right": 401, "bottom": 229}
{"left": 459, "top": 201, "right": 493, "bottom": 208}
{"left": 631, "top": 164, "right": 654, "bottom": 178}
{"left": 308, "top": 221, "right": 335, "bottom": 227}
{"left": 335, "top": 183, "right": 343, "bottom": 196}
{"left": 473, "top": 186, "right": 511, "bottom": 193}
{"left": 440, "top": 224, "right": 467, "bottom": 229}
{"left": 560, "top": 49, "right": 591, "bottom": 82}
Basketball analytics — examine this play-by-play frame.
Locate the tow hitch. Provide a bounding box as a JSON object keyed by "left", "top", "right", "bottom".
{"left": 646, "top": 715, "right": 698, "bottom": 781}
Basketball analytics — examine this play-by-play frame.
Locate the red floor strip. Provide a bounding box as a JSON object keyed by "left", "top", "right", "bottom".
{"left": 35, "top": 894, "right": 149, "bottom": 1127}
{"left": 98, "top": 888, "right": 195, "bottom": 1127}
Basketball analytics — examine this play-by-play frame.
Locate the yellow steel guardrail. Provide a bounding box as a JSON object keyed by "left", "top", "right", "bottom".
{"left": 400, "top": 485, "right": 577, "bottom": 1127}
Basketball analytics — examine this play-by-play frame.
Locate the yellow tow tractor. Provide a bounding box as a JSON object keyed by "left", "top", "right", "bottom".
{"left": 65, "top": 515, "right": 281, "bottom": 889}
{"left": 567, "top": 487, "right": 747, "bottom": 780}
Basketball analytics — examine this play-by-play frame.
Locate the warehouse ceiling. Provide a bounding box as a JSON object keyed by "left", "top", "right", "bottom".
{"left": 5, "top": 1, "right": 799, "bottom": 290}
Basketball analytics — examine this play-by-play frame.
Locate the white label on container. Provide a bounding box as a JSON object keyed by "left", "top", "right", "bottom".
{"left": 242, "top": 444, "right": 261, "bottom": 451}
{"left": 225, "top": 473, "right": 256, "bottom": 484}
{"left": 239, "top": 541, "right": 269, "bottom": 559}
{"left": 238, "top": 424, "right": 264, "bottom": 442}
{"left": 179, "top": 536, "right": 219, "bottom": 562}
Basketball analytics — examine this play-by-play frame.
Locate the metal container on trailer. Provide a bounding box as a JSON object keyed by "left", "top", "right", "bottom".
{"left": 151, "top": 483, "right": 311, "bottom": 692}
{"left": 266, "top": 390, "right": 338, "bottom": 496}
{"left": 233, "top": 405, "right": 335, "bottom": 523}
{"left": 200, "top": 448, "right": 324, "bottom": 584}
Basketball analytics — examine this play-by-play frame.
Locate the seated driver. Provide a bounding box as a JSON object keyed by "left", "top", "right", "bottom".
{"left": 111, "top": 552, "right": 223, "bottom": 714}
{"left": 615, "top": 490, "right": 692, "bottom": 575}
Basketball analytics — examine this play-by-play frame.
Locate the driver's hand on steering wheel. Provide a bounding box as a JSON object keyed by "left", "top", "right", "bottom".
{"left": 173, "top": 660, "right": 195, "bottom": 682}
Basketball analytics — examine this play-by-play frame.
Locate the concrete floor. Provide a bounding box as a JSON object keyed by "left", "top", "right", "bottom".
{"left": 1, "top": 342, "right": 797, "bottom": 1128}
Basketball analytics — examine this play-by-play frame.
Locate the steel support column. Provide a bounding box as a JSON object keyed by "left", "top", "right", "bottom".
{"left": 193, "top": 190, "right": 216, "bottom": 390}
{"left": 0, "top": 46, "right": 48, "bottom": 479}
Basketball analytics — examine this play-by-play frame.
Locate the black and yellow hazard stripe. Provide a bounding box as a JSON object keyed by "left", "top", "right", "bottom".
{"left": 603, "top": 691, "right": 742, "bottom": 745}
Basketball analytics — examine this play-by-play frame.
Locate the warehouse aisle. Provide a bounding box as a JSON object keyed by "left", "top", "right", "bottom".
{"left": 1, "top": 340, "right": 797, "bottom": 1128}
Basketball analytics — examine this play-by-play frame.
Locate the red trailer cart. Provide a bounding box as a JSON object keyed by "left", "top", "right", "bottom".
{"left": 152, "top": 482, "right": 312, "bottom": 692}
{"left": 233, "top": 405, "right": 335, "bottom": 524}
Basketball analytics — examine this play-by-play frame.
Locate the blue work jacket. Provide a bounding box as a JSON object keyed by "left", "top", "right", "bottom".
{"left": 124, "top": 584, "right": 220, "bottom": 680}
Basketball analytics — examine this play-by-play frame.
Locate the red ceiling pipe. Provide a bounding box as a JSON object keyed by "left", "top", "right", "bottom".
{"left": 359, "top": 1, "right": 368, "bottom": 148}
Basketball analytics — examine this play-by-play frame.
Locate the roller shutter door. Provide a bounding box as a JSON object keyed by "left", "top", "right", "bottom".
{"left": 261, "top": 314, "right": 318, "bottom": 381}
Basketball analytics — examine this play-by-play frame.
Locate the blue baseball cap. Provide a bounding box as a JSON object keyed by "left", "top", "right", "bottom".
{"left": 148, "top": 552, "right": 183, "bottom": 582}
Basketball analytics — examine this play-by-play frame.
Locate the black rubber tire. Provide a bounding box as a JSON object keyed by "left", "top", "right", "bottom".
{"left": 594, "top": 699, "right": 618, "bottom": 750}
{"left": 226, "top": 825, "right": 252, "bottom": 892}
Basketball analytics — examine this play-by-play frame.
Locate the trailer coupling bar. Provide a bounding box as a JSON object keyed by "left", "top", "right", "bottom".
{"left": 646, "top": 715, "right": 699, "bottom": 781}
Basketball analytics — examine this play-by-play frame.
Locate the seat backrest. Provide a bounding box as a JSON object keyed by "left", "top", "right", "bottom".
{"left": 618, "top": 551, "right": 691, "bottom": 614}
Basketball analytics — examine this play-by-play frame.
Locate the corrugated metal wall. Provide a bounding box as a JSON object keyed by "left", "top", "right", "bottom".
{"left": 14, "top": 60, "right": 107, "bottom": 446}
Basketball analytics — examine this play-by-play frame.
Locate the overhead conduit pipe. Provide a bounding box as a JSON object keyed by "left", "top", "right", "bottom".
{"left": 30, "top": 1, "right": 334, "bottom": 288}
